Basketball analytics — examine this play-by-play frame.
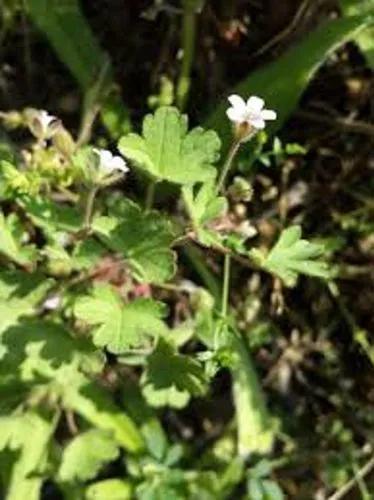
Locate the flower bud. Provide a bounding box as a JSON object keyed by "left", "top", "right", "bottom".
{"left": 52, "top": 128, "right": 76, "bottom": 157}
{"left": 228, "top": 176, "right": 253, "bottom": 202}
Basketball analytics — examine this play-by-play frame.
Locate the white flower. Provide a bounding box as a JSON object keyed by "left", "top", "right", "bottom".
{"left": 226, "top": 95, "right": 277, "bottom": 130}
{"left": 39, "top": 110, "right": 57, "bottom": 135}
{"left": 237, "top": 220, "right": 257, "bottom": 240}
{"left": 29, "top": 109, "right": 59, "bottom": 140}
{"left": 93, "top": 148, "right": 129, "bottom": 176}
{"left": 43, "top": 294, "right": 61, "bottom": 311}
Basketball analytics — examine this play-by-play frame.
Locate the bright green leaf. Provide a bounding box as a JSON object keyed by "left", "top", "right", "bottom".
{"left": 119, "top": 106, "right": 220, "bottom": 185}
{"left": 74, "top": 285, "right": 167, "bottom": 353}
{"left": 121, "top": 380, "right": 169, "bottom": 461}
{"left": 92, "top": 198, "right": 176, "bottom": 283}
{"left": 0, "top": 212, "right": 37, "bottom": 267}
{"left": 0, "top": 321, "right": 103, "bottom": 384}
{"left": 0, "top": 410, "right": 55, "bottom": 500}
{"left": 85, "top": 479, "right": 132, "bottom": 500}
{"left": 250, "top": 226, "right": 331, "bottom": 287}
{"left": 0, "top": 271, "right": 53, "bottom": 336}
{"left": 58, "top": 429, "right": 119, "bottom": 482}
{"left": 231, "top": 330, "right": 276, "bottom": 456}
{"left": 20, "top": 196, "right": 82, "bottom": 241}
{"left": 142, "top": 339, "right": 207, "bottom": 408}
{"left": 62, "top": 373, "right": 144, "bottom": 453}
{"left": 182, "top": 181, "right": 227, "bottom": 246}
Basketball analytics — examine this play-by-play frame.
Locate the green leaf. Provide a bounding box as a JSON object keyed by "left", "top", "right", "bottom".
{"left": 121, "top": 380, "right": 169, "bottom": 461}
{"left": 62, "top": 374, "right": 144, "bottom": 453}
{"left": 0, "top": 212, "right": 37, "bottom": 267}
{"left": 0, "top": 410, "right": 56, "bottom": 500}
{"left": 92, "top": 198, "right": 176, "bottom": 284}
{"left": 182, "top": 181, "right": 227, "bottom": 246}
{"left": 119, "top": 106, "right": 220, "bottom": 185}
{"left": 86, "top": 479, "right": 132, "bottom": 500}
{"left": 74, "top": 285, "right": 167, "bottom": 353}
{"left": 206, "top": 15, "right": 370, "bottom": 152}
{"left": 58, "top": 429, "right": 119, "bottom": 482}
{"left": 0, "top": 321, "right": 103, "bottom": 384}
{"left": 250, "top": 226, "right": 331, "bottom": 287}
{"left": 262, "top": 479, "right": 284, "bottom": 500}
{"left": 141, "top": 339, "right": 207, "bottom": 408}
{"left": 0, "top": 271, "right": 53, "bottom": 336}
{"left": 231, "top": 329, "right": 276, "bottom": 456}
{"left": 20, "top": 196, "right": 83, "bottom": 241}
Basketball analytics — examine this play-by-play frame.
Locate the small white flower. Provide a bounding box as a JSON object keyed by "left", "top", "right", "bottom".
{"left": 237, "top": 220, "right": 257, "bottom": 240}
{"left": 29, "top": 109, "right": 59, "bottom": 140}
{"left": 43, "top": 294, "right": 61, "bottom": 311}
{"left": 179, "top": 279, "right": 199, "bottom": 293}
{"left": 39, "top": 110, "right": 57, "bottom": 135}
{"left": 226, "top": 95, "right": 277, "bottom": 130}
{"left": 93, "top": 148, "right": 129, "bottom": 176}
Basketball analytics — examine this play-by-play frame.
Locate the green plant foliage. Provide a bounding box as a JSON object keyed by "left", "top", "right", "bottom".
{"left": 0, "top": 321, "right": 103, "bottom": 384}
{"left": 0, "top": 212, "right": 37, "bottom": 267}
{"left": 119, "top": 106, "right": 221, "bottom": 185}
{"left": 141, "top": 339, "right": 207, "bottom": 408}
{"left": 182, "top": 181, "right": 227, "bottom": 246}
{"left": 250, "top": 226, "right": 331, "bottom": 287}
{"left": 74, "top": 285, "right": 167, "bottom": 353}
{"left": 1, "top": 8, "right": 369, "bottom": 491}
{"left": 58, "top": 429, "right": 119, "bottom": 482}
{"left": 0, "top": 410, "right": 56, "bottom": 500}
{"left": 62, "top": 375, "right": 144, "bottom": 453}
{"left": 92, "top": 198, "right": 176, "bottom": 283}
{"left": 247, "top": 459, "right": 285, "bottom": 500}
{"left": 85, "top": 479, "right": 133, "bottom": 500}
{"left": 206, "top": 14, "right": 369, "bottom": 151}
{"left": 20, "top": 196, "right": 82, "bottom": 240}
{"left": 231, "top": 330, "right": 276, "bottom": 456}
{"left": 0, "top": 271, "right": 53, "bottom": 336}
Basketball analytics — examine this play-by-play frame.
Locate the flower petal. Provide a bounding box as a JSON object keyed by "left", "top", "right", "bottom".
{"left": 261, "top": 109, "right": 277, "bottom": 121}
{"left": 112, "top": 156, "right": 129, "bottom": 173}
{"left": 246, "top": 96, "right": 264, "bottom": 113}
{"left": 228, "top": 94, "right": 246, "bottom": 111}
{"left": 249, "top": 118, "right": 265, "bottom": 130}
{"left": 226, "top": 107, "right": 245, "bottom": 123}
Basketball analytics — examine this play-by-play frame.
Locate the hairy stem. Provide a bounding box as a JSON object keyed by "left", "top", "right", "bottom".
{"left": 216, "top": 139, "right": 242, "bottom": 194}
{"left": 83, "top": 186, "right": 98, "bottom": 231}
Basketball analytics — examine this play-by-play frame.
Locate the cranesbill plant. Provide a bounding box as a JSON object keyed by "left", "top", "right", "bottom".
{"left": 0, "top": 97, "right": 330, "bottom": 499}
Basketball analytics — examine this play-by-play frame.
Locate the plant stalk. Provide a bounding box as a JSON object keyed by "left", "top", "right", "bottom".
{"left": 83, "top": 186, "right": 98, "bottom": 231}
{"left": 145, "top": 181, "right": 156, "bottom": 211}
{"left": 216, "top": 138, "right": 241, "bottom": 194}
{"left": 221, "top": 253, "right": 231, "bottom": 317}
{"left": 176, "top": 0, "right": 197, "bottom": 110}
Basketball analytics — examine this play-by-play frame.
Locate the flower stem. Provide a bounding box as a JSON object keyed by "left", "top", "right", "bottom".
{"left": 176, "top": 0, "right": 197, "bottom": 110}
{"left": 83, "top": 186, "right": 98, "bottom": 231}
{"left": 216, "top": 139, "right": 242, "bottom": 194}
{"left": 221, "top": 253, "right": 231, "bottom": 317}
{"left": 145, "top": 181, "right": 156, "bottom": 211}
